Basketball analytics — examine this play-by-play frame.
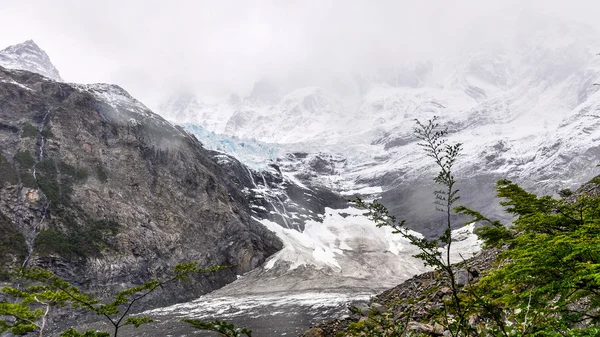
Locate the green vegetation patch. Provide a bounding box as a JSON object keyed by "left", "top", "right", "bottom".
{"left": 41, "top": 127, "right": 53, "bottom": 139}
{"left": 33, "top": 217, "right": 120, "bottom": 261}
{"left": 35, "top": 159, "right": 88, "bottom": 206}
{"left": 59, "top": 161, "right": 89, "bottom": 181}
{"left": 20, "top": 123, "right": 39, "bottom": 138}
{"left": 14, "top": 151, "right": 35, "bottom": 168}
{"left": 20, "top": 172, "right": 37, "bottom": 189}
{"left": 37, "top": 159, "right": 57, "bottom": 178}
{"left": 14, "top": 151, "right": 36, "bottom": 188}
{"left": 0, "top": 211, "right": 28, "bottom": 267}
{"left": 37, "top": 175, "right": 62, "bottom": 204}
{"left": 0, "top": 154, "right": 18, "bottom": 185}
{"left": 96, "top": 166, "right": 108, "bottom": 183}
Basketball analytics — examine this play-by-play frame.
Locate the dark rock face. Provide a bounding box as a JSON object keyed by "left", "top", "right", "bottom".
{"left": 0, "top": 66, "right": 282, "bottom": 306}
{"left": 209, "top": 150, "right": 347, "bottom": 232}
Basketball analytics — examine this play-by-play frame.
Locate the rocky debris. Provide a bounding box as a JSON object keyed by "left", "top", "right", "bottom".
{"left": 406, "top": 321, "right": 445, "bottom": 336}
{"left": 303, "top": 327, "right": 327, "bottom": 337}
{"left": 301, "top": 248, "right": 501, "bottom": 336}
{"left": 567, "top": 175, "right": 600, "bottom": 200}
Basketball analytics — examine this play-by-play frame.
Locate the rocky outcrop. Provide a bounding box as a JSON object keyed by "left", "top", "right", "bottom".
{"left": 301, "top": 249, "right": 500, "bottom": 336}
{"left": 0, "top": 65, "right": 282, "bottom": 307}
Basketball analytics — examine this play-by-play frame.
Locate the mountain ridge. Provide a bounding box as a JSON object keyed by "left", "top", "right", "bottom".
{"left": 0, "top": 63, "right": 283, "bottom": 312}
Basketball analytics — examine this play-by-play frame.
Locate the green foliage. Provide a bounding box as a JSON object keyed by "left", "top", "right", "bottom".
{"left": 37, "top": 175, "right": 61, "bottom": 203}
{"left": 0, "top": 268, "right": 79, "bottom": 335}
{"left": 33, "top": 219, "right": 120, "bottom": 260}
{"left": 123, "top": 317, "right": 154, "bottom": 328}
{"left": 471, "top": 180, "right": 600, "bottom": 335}
{"left": 59, "top": 161, "right": 89, "bottom": 181}
{"left": 20, "top": 172, "right": 37, "bottom": 189}
{"left": 0, "top": 211, "right": 29, "bottom": 267}
{"left": 35, "top": 159, "right": 88, "bottom": 206}
{"left": 37, "top": 159, "right": 57, "bottom": 177}
{"left": 21, "top": 123, "right": 39, "bottom": 138}
{"left": 33, "top": 230, "right": 79, "bottom": 259}
{"left": 36, "top": 159, "right": 70, "bottom": 205}
{"left": 472, "top": 224, "right": 512, "bottom": 248}
{"left": 41, "top": 127, "right": 54, "bottom": 139}
{"left": 354, "top": 117, "right": 483, "bottom": 336}
{"left": 97, "top": 166, "right": 108, "bottom": 183}
{"left": 0, "top": 154, "right": 18, "bottom": 185}
{"left": 60, "top": 328, "right": 110, "bottom": 337}
{"left": 345, "top": 311, "right": 408, "bottom": 336}
{"left": 14, "top": 151, "right": 36, "bottom": 188}
{"left": 14, "top": 151, "right": 35, "bottom": 168}
{"left": 0, "top": 301, "right": 42, "bottom": 334}
{"left": 182, "top": 319, "right": 253, "bottom": 337}
{"left": 559, "top": 188, "right": 574, "bottom": 198}
{"left": 1, "top": 263, "right": 233, "bottom": 337}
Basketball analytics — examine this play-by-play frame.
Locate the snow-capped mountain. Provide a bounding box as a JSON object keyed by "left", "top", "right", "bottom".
{"left": 0, "top": 40, "right": 62, "bottom": 82}
{"left": 163, "top": 11, "right": 600, "bottom": 239}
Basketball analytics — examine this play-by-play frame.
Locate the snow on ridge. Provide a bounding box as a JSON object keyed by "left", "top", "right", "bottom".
{"left": 0, "top": 40, "right": 62, "bottom": 82}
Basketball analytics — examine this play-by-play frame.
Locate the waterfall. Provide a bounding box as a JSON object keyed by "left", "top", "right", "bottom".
{"left": 22, "top": 108, "right": 53, "bottom": 267}
{"left": 246, "top": 167, "right": 257, "bottom": 188}
{"left": 259, "top": 172, "right": 292, "bottom": 229}
{"left": 37, "top": 108, "right": 52, "bottom": 160}
{"left": 22, "top": 202, "right": 50, "bottom": 268}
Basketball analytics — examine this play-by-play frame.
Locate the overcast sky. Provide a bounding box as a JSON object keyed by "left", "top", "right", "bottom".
{"left": 0, "top": 0, "right": 599, "bottom": 108}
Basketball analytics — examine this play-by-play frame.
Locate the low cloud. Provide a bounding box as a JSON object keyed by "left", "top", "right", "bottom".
{"left": 0, "top": 0, "right": 598, "bottom": 108}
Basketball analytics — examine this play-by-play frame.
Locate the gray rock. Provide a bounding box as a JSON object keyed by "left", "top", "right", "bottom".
{"left": 370, "top": 302, "right": 385, "bottom": 314}
{"left": 456, "top": 269, "right": 474, "bottom": 286}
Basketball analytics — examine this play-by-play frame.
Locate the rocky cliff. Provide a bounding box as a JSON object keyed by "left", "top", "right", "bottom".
{"left": 0, "top": 65, "right": 282, "bottom": 306}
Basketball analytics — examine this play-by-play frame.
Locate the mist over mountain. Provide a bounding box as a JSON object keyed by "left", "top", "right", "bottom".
{"left": 161, "top": 11, "right": 600, "bottom": 235}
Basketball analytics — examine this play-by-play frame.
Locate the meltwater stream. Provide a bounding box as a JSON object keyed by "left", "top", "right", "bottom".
{"left": 115, "top": 291, "right": 372, "bottom": 336}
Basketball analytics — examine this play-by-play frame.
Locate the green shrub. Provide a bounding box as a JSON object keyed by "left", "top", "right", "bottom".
{"left": 36, "top": 159, "right": 57, "bottom": 178}
{"left": 14, "top": 151, "right": 35, "bottom": 168}
{"left": 0, "top": 154, "right": 17, "bottom": 185}
{"left": 34, "top": 159, "right": 89, "bottom": 206}
{"left": 559, "top": 188, "right": 573, "bottom": 198}
{"left": 41, "top": 127, "right": 53, "bottom": 139}
{"left": 97, "top": 166, "right": 108, "bottom": 183}
{"left": 0, "top": 211, "right": 28, "bottom": 266}
{"left": 37, "top": 175, "right": 61, "bottom": 204}
{"left": 33, "top": 217, "right": 121, "bottom": 261}
{"left": 58, "top": 161, "right": 88, "bottom": 181}
{"left": 20, "top": 172, "right": 36, "bottom": 188}
{"left": 20, "top": 123, "right": 39, "bottom": 138}
{"left": 76, "top": 169, "right": 89, "bottom": 181}
{"left": 14, "top": 151, "right": 37, "bottom": 188}
{"left": 34, "top": 230, "right": 79, "bottom": 259}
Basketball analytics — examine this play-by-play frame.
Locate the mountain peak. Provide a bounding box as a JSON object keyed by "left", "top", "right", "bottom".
{"left": 0, "top": 40, "right": 62, "bottom": 81}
